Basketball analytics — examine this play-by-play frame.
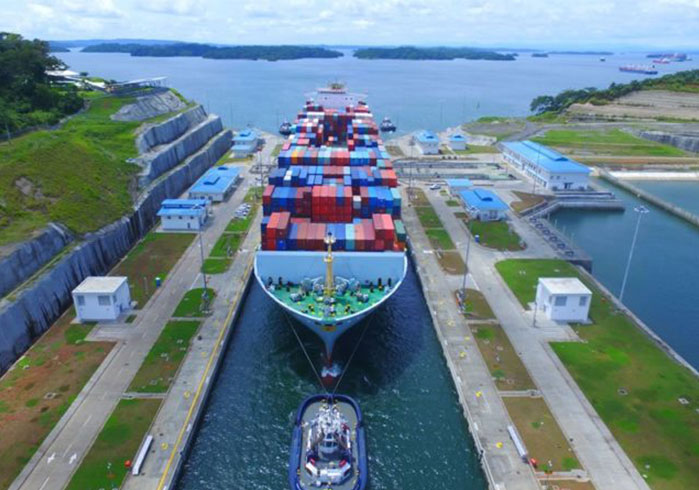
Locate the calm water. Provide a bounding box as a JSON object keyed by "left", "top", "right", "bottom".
{"left": 57, "top": 49, "right": 699, "bottom": 133}
{"left": 551, "top": 179, "right": 699, "bottom": 368}
{"left": 177, "top": 264, "right": 486, "bottom": 489}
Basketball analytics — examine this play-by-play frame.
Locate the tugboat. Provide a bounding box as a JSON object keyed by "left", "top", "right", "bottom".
{"left": 279, "top": 120, "right": 292, "bottom": 136}
{"left": 289, "top": 394, "right": 367, "bottom": 490}
{"left": 379, "top": 116, "right": 396, "bottom": 133}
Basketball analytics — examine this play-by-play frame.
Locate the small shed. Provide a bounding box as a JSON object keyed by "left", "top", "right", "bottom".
{"left": 414, "top": 130, "right": 439, "bottom": 155}
{"left": 189, "top": 165, "right": 241, "bottom": 202}
{"left": 157, "top": 198, "right": 209, "bottom": 231}
{"left": 459, "top": 188, "right": 508, "bottom": 221}
{"left": 72, "top": 276, "right": 131, "bottom": 323}
{"left": 449, "top": 134, "right": 467, "bottom": 151}
{"left": 536, "top": 277, "right": 592, "bottom": 323}
{"left": 446, "top": 178, "right": 473, "bottom": 196}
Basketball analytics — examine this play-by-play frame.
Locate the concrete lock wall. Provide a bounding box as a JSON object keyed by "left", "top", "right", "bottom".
{"left": 0, "top": 128, "right": 232, "bottom": 373}
{"left": 639, "top": 131, "right": 699, "bottom": 153}
{"left": 0, "top": 224, "right": 74, "bottom": 298}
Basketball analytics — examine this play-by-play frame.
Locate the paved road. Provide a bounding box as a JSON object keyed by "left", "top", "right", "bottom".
{"left": 421, "top": 183, "right": 650, "bottom": 490}
{"left": 10, "top": 163, "right": 257, "bottom": 490}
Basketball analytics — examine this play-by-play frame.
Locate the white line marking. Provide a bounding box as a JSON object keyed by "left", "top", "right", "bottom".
{"left": 47, "top": 452, "right": 55, "bottom": 464}
{"left": 81, "top": 414, "right": 93, "bottom": 428}
{"left": 62, "top": 443, "right": 73, "bottom": 458}
{"left": 69, "top": 453, "right": 77, "bottom": 465}
{"left": 38, "top": 477, "right": 51, "bottom": 490}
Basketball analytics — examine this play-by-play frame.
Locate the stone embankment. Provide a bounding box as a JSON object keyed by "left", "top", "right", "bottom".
{"left": 0, "top": 94, "right": 231, "bottom": 372}
{"left": 600, "top": 170, "right": 699, "bottom": 229}
{"left": 111, "top": 89, "right": 186, "bottom": 122}
{"left": 639, "top": 130, "right": 699, "bottom": 153}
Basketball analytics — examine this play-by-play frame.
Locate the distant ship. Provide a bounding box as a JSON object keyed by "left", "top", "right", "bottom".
{"left": 619, "top": 65, "right": 658, "bottom": 75}
{"left": 652, "top": 58, "right": 671, "bottom": 64}
{"left": 279, "top": 120, "right": 292, "bottom": 136}
{"left": 532, "top": 53, "right": 549, "bottom": 58}
{"left": 647, "top": 52, "right": 687, "bottom": 62}
{"left": 379, "top": 116, "right": 396, "bottom": 132}
{"left": 255, "top": 83, "right": 407, "bottom": 371}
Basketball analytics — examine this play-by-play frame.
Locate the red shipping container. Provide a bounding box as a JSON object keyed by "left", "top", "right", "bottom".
{"left": 263, "top": 185, "right": 274, "bottom": 205}
{"left": 355, "top": 224, "right": 364, "bottom": 251}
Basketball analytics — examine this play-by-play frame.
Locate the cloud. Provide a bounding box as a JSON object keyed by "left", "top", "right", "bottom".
{"left": 140, "top": 0, "right": 203, "bottom": 16}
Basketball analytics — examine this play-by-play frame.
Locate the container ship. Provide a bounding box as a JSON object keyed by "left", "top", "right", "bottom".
{"left": 619, "top": 64, "right": 658, "bottom": 75}
{"left": 254, "top": 84, "right": 408, "bottom": 368}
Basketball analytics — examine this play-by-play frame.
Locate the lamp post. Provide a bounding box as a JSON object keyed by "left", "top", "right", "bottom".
{"left": 195, "top": 205, "right": 209, "bottom": 300}
{"left": 619, "top": 205, "right": 649, "bottom": 303}
{"left": 461, "top": 221, "right": 472, "bottom": 312}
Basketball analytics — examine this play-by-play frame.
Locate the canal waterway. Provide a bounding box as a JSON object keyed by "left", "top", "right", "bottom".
{"left": 550, "top": 178, "right": 699, "bottom": 369}
{"left": 176, "top": 263, "right": 486, "bottom": 489}
{"left": 56, "top": 49, "right": 699, "bottom": 133}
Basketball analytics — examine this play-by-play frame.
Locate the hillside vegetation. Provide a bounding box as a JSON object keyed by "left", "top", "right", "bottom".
{"left": 0, "top": 32, "right": 83, "bottom": 132}
{"left": 353, "top": 46, "right": 515, "bottom": 61}
{"left": 0, "top": 95, "right": 140, "bottom": 245}
{"left": 82, "top": 43, "right": 343, "bottom": 61}
{"left": 530, "top": 69, "right": 699, "bottom": 114}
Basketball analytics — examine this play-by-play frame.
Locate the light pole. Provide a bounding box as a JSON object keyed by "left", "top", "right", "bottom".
{"left": 461, "top": 222, "right": 472, "bottom": 312}
{"left": 195, "top": 205, "right": 209, "bottom": 300}
{"left": 619, "top": 205, "right": 649, "bottom": 303}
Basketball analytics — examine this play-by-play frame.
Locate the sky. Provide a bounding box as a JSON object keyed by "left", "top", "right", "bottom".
{"left": 1, "top": 0, "right": 698, "bottom": 49}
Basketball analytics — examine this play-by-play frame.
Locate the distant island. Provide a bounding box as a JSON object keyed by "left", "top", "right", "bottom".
{"left": 48, "top": 42, "right": 70, "bottom": 52}
{"left": 547, "top": 51, "right": 613, "bottom": 55}
{"left": 82, "top": 43, "right": 344, "bottom": 61}
{"left": 353, "top": 46, "right": 515, "bottom": 61}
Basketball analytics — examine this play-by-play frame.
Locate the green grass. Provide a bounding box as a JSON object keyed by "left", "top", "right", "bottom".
{"left": 445, "top": 199, "right": 460, "bottom": 207}
{"left": 128, "top": 320, "right": 200, "bottom": 393}
{"left": 226, "top": 214, "right": 254, "bottom": 233}
{"left": 452, "top": 145, "right": 500, "bottom": 154}
{"left": 415, "top": 206, "right": 442, "bottom": 228}
{"left": 111, "top": 231, "right": 194, "bottom": 307}
{"left": 202, "top": 258, "right": 231, "bottom": 274}
{"left": 471, "top": 323, "right": 536, "bottom": 391}
{"left": 210, "top": 233, "right": 242, "bottom": 258}
{"left": 173, "top": 288, "right": 215, "bottom": 317}
{"left": 532, "top": 129, "right": 686, "bottom": 157}
{"left": 66, "top": 399, "right": 161, "bottom": 490}
{"left": 271, "top": 143, "right": 283, "bottom": 157}
{"left": 0, "top": 96, "right": 142, "bottom": 245}
{"left": 425, "top": 228, "right": 455, "bottom": 250}
{"left": 469, "top": 220, "right": 524, "bottom": 251}
{"left": 497, "top": 259, "right": 699, "bottom": 489}
{"left": 64, "top": 323, "right": 96, "bottom": 345}
{"left": 459, "top": 288, "right": 495, "bottom": 319}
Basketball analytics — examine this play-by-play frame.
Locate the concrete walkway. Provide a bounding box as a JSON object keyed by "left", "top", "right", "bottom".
{"left": 10, "top": 164, "right": 257, "bottom": 490}
{"left": 420, "top": 184, "right": 650, "bottom": 490}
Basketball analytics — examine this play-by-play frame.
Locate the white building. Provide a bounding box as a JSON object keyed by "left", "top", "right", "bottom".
{"left": 189, "top": 165, "right": 241, "bottom": 202}
{"left": 231, "top": 129, "right": 260, "bottom": 158}
{"left": 157, "top": 198, "right": 209, "bottom": 231}
{"left": 501, "top": 140, "right": 590, "bottom": 191}
{"left": 459, "top": 188, "right": 509, "bottom": 222}
{"left": 414, "top": 130, "right": 440, "bottom": 155}
{"left": 72, "top": 276, "right": 132, "bottom": 323}
{"left": 536, "top": 277, "right": 592, "bottom": 323}
{"left": 448, "top": 134, "right": 467, "bottom": 151}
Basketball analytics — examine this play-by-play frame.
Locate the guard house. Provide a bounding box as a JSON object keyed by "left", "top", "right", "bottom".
{"left": 536, "top": 277, "right": 592, "bottom": 323}
{"left": 445, "top": 178, "right": 473, "bottom": 196}
{"left": 414, "top": 130, "right": 440, "bottom": 155}
{"left": 449, "top": 134, "right": 467, "bottom": 151}
{"left": 157, "top": 198, "right": 209, "bottom": 231}
{"left": 189, "top": 165, "right": 241, "bottom": 202}
{"left": 72, "top": 276, "right": 131, "bottom": 322}
{"left": 500, "top": 140, "right": 590, "bottom": 191}
{"left": 459, "top": 188, "right": 508, "bottom": 221}
{"left": 232, "top": 129, "right": 260, "bottom": 158}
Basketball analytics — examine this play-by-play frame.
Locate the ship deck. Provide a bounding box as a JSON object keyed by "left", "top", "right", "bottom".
{"left": 270, "top": 285, "right": 390, "bottom": 320}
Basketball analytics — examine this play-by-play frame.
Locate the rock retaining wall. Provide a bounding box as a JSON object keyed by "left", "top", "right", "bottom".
{"left": 0, "top": 129, "right": 231, "bottom": 372}
{"left": 639, "top": 130, "right": 699, "bottom": 153}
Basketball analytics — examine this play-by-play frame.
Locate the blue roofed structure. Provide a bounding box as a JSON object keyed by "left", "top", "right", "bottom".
{"left": 459, "top": 188, "right": 508, "bottom": 221}
{"left": 445, "top": 178, "right": 473, "bottom": 193}
{"left": 157, "top": 198, "right": 209, "bottom": 230}
{"left": 188, "top": 165, "right": 241, "bottom": 202}
{"left": 501, "top": 140, "right": 590, "bottom": 191}
{"left": 414, "top": 130, "right": 440, "bottom": 155}
{"left": 448, "top": 133, "right": 468, "bottom": 151}
{"left": 232, "top": 128, "right": 260, "bottom": 157}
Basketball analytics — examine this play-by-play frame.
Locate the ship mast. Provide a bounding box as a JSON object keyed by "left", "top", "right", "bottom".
{"left": 323, "top": 233, "right": 336, "bottom": 298}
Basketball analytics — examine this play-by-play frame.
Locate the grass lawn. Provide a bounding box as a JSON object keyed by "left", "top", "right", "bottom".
{"left": 0, "top": 96, "right": 143, "bottom": 246}
{"left": 532, "top": 129, "right": 686, "bottom": 157}
{"left": 436, "top": 251, "right": 465, "bottom": 275}
{"left": 66, "top": 398, "right": 161, "bottom": 490}
{"left": 111, "top": 231, "right": 194, "bottom": 308}
{"left": 271, "top": 143, "right": 283, "bottom": 157}
{"left": 210, "top": 232, "right": 242, "bottom": 258}
{"left": 0, "top": 309, "right": 113, "bottom": 489}
{"left": 471, "top": 324, "right": 535, "bottom": 391}
{"left": 504, "top": 397, "right": 582, "bottom": 472}
{"left": 425, "top": 228, "right": 456, "bottom": 250}
{"left": 173, "top": 288, "right": 215, "bottom": 317}
{"left": 415, "top": 206, "right": 442, "bottom": 228}
{"left": 409, "top": 188, "right": 430, "bottom": 206}
{"left": 445, "top": 199, "right": 461, "bottom": 207}
{"left": 452, "top": 145, "right": 500, "bottom": 154}
{"left": 540, "top": 480, "right": 595, "bottom": 490}
{"left": 469, "top": 220, "right": 525, "bottom": 251}
{"left": 497, "top": 259, "right": 699, "bottom": 489}
{"left": 128, "top": 320, "right": 200, "bottom": 393}
{"left": 510, "top": 191, "right": 547, "bottom": 215}
{"left": 202, "top": 257, "right": 231, "bottom": 274}
{"left": 457, "top": 288, "right": 495, "bottom": 320}
{"left": 226, "top": 214, "right": 254, "bottom": 233}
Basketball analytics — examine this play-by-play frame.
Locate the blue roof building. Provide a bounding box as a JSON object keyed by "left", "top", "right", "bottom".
{"left": 445, "top": 178, "right": 473, "bottom": 192}
{"left": 157, "top": 198, "right": 209, "bottom": 230}
{"left": 501, "top": 140, "right": 590, "bottom": 191}
{"left": 459, "top": 188, "right": 508, "bottom": 221}
{"left": 232, "top": 129, "right": 260, "bottom": 157}
{"left": 414, "top": 130, "right": 440, "bottom": 155}
{"left": 448, "top": 133, "right": 468, "bottom": 151}
{"left": 189, "top": 165, "right": 241, "bottom": 202}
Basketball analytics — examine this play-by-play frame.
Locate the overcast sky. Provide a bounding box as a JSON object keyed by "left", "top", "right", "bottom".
{"left": 1, "top": 0, "right": 698, "bottom": 49}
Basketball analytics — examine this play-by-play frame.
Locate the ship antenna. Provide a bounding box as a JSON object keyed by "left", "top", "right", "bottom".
{"left": 323, "top": 232, "right": 336, "bottom": 298}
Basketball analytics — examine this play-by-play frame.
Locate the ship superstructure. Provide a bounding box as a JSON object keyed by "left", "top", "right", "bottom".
{"left": 254, "top": 84, "right": 407, "bottom": 360}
